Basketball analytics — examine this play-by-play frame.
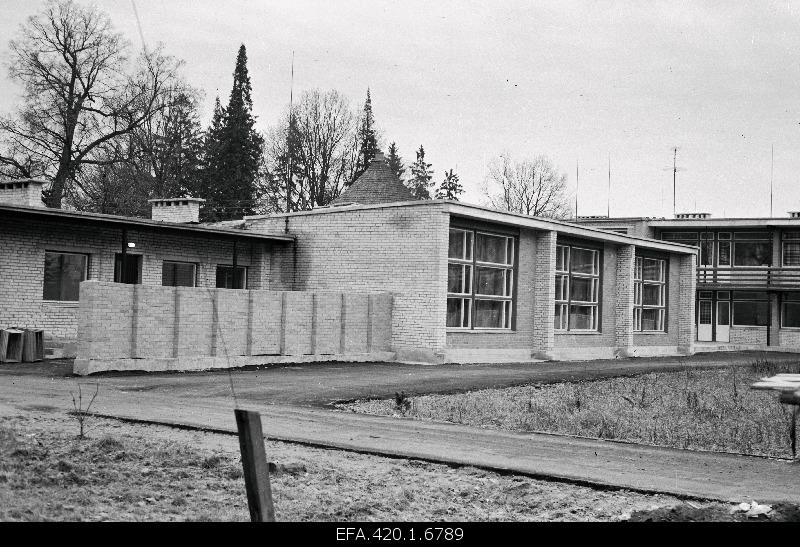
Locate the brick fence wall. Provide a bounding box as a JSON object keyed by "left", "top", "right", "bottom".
{"left": 75, "top": 281, "right": 393, "bottom": 374}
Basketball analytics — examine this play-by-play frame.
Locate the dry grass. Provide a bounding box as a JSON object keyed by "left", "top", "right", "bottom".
{"left": 0, "top": 409, "right": 698, "bottom": 522}
{"left": 341, "top": 359, "right": 800, "bottom": 459}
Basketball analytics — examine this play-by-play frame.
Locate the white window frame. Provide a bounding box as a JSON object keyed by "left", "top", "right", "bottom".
{"left": 634, "top": 256, "right": 666, "bottom": 332}
{"left": 447, "top": 227, "right": 515, "bottom": 330}
{"left": 555, "top": 244, "right": 600, "bottom": 332}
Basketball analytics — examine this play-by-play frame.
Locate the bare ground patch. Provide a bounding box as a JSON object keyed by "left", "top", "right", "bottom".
{"left": 0, "top": 406, "right": 714, "bottom": 522}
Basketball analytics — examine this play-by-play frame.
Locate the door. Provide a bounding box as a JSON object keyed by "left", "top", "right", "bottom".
{"left": 698, "top": 299, "right": 713, "bottom": 341}
{"left": 716, "top": 300, "right": 730, "bottom": 343}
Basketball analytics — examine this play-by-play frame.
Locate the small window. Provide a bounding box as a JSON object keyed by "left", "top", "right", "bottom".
{"left": 162, "top": 261, "right": 196, "bottom": 287}
{"left": 114, "top": 254, "right": 142, "bottom": 284}
{"left": 43, "top": 251, "right": 88, "bottom": 301}
{"left": 216, "top": 265, "right": 247, "bottom": 289}
{"left": 634, "top": 257, "right": 667, "bottom": 332}
{"left": 782, "top": 292, "right": 800, "bottom": 328}
{"left": 782, "top": 231, "right": 800, "bottom": 267}
{"left": 732, "top": 291, "right": 769, "bottom": 326}
{"left": 555, "top": 244, "right": 601, "bottom": 331}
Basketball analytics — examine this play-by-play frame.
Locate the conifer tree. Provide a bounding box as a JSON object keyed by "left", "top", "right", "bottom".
{"left": 406, "top": 145, "right": 434, "bottom": 199}
{"left": 435, "top": 168, "right": 463, "bottom": 201}
{"left": 387, "top": 142, "right": 405, "bottom": 181}
{"left": 351, "top": 88, "right": 379, "bottom": 183}
{"left": 202, "top": 44, "right": 264, "bottom": 221}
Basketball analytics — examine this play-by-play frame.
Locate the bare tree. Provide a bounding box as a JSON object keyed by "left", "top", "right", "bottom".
{"left": 483, "top": 153, "right": 571, "bottom": 219}
{"left": 265, "top": 90, "right": 358, "bottom": 210}
{"left": 0, "top": 0, "right": 184, "bottom": 208}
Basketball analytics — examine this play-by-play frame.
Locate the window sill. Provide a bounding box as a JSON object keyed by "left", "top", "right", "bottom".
{"left": 634, "top": 331, "right": 669, "bottom": 335}
{"left": 447, "top": 329, "right": 516, "bottom": 334}
{"left": 42, "top": 300, "right": 79, "bottom": 307}
{"left": 555, "top": 330, "right": 602, "bottom": 335}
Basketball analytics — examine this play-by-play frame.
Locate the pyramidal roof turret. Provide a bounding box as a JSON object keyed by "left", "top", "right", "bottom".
{"left": 330, "top": 151, "right": 417, "bottom": 206}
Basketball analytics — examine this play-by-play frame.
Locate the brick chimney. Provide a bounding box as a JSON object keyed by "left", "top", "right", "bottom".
{"left": 0, "top": 179, "right": 46, "bottom": 207}
{"left": 789, "top": 211, "right": 800, "bottom": 219}
{"left": 148, "top": 197, "right": 205, "bottom": 223}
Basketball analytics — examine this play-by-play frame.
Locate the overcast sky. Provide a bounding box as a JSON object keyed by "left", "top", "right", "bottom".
{"left": 2, "top": 0, "right": 800, "bottom": 218}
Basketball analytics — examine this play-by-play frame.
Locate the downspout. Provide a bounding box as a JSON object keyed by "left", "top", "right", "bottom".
{"left": 232, "top": 239, "right": 239, "bottom": 288}
{"left": 120, "top": 227, "right": 128, "bottom": 283}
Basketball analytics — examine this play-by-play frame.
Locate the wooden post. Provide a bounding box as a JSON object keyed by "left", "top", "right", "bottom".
{"left": 234, "top": 409, "right": 276, "bottom": 522}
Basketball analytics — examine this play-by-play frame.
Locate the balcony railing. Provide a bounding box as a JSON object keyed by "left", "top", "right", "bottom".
{"left": 696, "top": 267, "right": 800, "bottom": 290}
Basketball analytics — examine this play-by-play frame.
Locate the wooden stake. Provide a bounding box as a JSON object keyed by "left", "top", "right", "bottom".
{"left": 235, "top": 409, "right": 276, "bottom": 522}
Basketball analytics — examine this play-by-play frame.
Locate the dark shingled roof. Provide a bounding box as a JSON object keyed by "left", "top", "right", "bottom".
{"left": 330, "top": 151, "right": 417, "bottom": 206}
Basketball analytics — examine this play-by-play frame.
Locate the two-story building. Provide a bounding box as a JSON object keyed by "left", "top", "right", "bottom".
{"left": 575, "top": 212, "right": 800, "bottom": 351}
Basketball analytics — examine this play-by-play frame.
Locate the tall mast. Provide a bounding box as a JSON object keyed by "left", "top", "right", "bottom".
{"left": 285, "top": 51, "right": 295, "bottom": 213}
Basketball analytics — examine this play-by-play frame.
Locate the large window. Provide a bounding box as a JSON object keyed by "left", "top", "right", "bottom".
{"left": 634, "top": 257, "right": 666, "bottom": 331}
{"left": 732, "top": 291, "right": 769, "bottom": 326}
{"left": 782, "top": 292, "right": 800, "bottom": 328}
{"left": 162, "top": 261, "right": 197, "bottom": 287}
{"left": 43, "top": 251, "right": 88, "bottom": 301}
{"left": 114, "top": 253, "right": 142, "bottom": 284}
{"left": 733, "top": 232, "right": 771, "bottom": 267}
{"left": 216, "top": 265, "right": 247, "bottom": 289}
{"left": 447, "top": 227, "right": 515, "bottom": 329}
{"left": 782, "top": 232, "right": 800, "bottom": 267}
{"left": 555, "top": 244, "right": 600, "bottom": 331}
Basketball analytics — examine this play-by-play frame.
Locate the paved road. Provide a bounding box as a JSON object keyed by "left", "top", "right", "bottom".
{"left": 2, "top": 350, "right": 797, "bottom": 407}
{"left": 1, "top": 361, "right": 799, "bottom": 504}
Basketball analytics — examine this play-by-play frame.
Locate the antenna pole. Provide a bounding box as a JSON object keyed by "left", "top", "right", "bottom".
{"left": 672, "top": 147, "right": 677, "bottom": 217}
{"left": 770, "top": 144, "right": 774, "bottom": 217}
{"left": 286, "top": 51, "right": 295, "bottom": 213}
{"left": 607, "top": 153, "right": 611, "bottom": 217}
{"left": 575, "top": 160, "right": 579, "bottom": 218}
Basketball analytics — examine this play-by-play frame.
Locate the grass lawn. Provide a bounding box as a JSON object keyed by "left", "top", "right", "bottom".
{"left": 340, "top": 359, "right": 800, "bottom": 459}
{"left": 0, "top": 407, "right": 702, "bottom": 522}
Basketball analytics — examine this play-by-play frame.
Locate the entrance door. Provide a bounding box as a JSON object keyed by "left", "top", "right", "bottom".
{"left": 698, "top": 299, "right": 713, "bottom": 341}
{"left": 716, "top": 300, "right": 730, "bottom": 343}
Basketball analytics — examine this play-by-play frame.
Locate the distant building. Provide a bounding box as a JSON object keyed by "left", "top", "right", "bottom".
{"left": 575, "top": 212, "right": 800, "bottom": 350}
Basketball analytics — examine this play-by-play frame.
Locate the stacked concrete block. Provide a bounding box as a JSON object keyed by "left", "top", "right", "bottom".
{"left": 342, "top": 294, "right": 369, "bottom": 354}
{"left": 314, "top": 292, "right": 343, "bottom": 355}
{"left": 213, "top": 289, "right": 249, "bottom": 358}
{"left": 249, "top": 291, "right": 282, "bottom": 355}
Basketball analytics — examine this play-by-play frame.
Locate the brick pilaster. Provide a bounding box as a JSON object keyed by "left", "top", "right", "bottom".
{"left": 678, "top": 253, "right": 696, "bottom": 354}
{"left": 614, "top": 245, "right": 635, "bottom": 356}
{"left": 532, "top": 230, "right": 557, "bottom": 359}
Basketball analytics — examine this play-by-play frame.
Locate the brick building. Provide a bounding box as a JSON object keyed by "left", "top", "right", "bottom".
{"left": 0, "top": 180, "right": 292, "bottom": 357}
{"left": 244, "top": 154, "right": 699, "bottom": 363}
{"left": 575, "top": 213, "right": 800, "bottom": 352}
{"left": 0, "top": 157, "right": 698, "bottom": 367}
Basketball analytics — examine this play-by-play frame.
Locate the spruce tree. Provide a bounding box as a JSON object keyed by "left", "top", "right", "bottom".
{"left": 351, "top": 88, "right": 379, "bottom": 183}
{"left": 407, "top": 145, "right": 434, "bottom": 200}
{"left": 202, "top": 44, "right": 264, "bottom": 221}
{"left": 387, "top": 142, "right": 405, "bottom": 181}
{"left": 435, "top": 168, "right": 463, "bottom": 201}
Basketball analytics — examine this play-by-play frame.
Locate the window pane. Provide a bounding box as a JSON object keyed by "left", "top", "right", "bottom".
{"left": 733, "top": 241, "right": 771, "bottom": 266}
{"left": 642, "top": 258, "right": 663, "bottom": 281}
{"left": 700, "top": 241, "right": 713, "bottom": 266}
{"left": 447, "top": 298, "right": 469, "bottom": 328}
{"left": 43, "top": 252, "right": 86, "bottom": 301}
{"left": 569, "top": 305, "right": 596, "bottom": 330}
{"left": 570, "top": 277, "right": 596, "bottom": 303}
{"left": 718, "top": 241, "right": 731, "bottom": 266}
{"left": 570, "top": 248, "right": 597, "bottom": 274}
{"left": 475, "top": 266, "right": 506, "bottom": 296}
{"left": 474, "top": 299, "right": 504, "bottom": 328}
{"left": 114, "top": 254, "right": 141, "bottom": 284}
{"left": 447, "top": 264, "right": 471, "bottom": 294}
{"left": 448, "top": 229, "right": 467, "bottom": 259}
{"left": 216, "top": 266, "right": 246, "bottom": 289}
{"left": 555, "top": 275, "right": 568, "bottom": 301}
{"left": 642, "top": 284, "right": 662, "bottom": 306}
{"left": 733, "top": 301, "right": 769, "bottom": 326}
{"left": 556, "top": 245, "right": 568, "bottom": 271}
{"left": 163, "top": 262, "right": 195, "bottom": 287}
{"left": 733, "top": 291, "right": 768, "bottom": 300}
{"left": 784, "top": 242, "right": 800, "bottom": 266}
{"left": 783, "top": 302, "right": 800, "bottom": 328}
{"left": 785, "top": 292, "right": 800, "bottom": 302}
{"left": 640, "top": 308, "right": 663, "bottom": 331}
{"left": 554, "top": 304, "right": 566, "bottom": 329}
{"left": 475, "top": 233, "right": 508, "bottom": 264}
